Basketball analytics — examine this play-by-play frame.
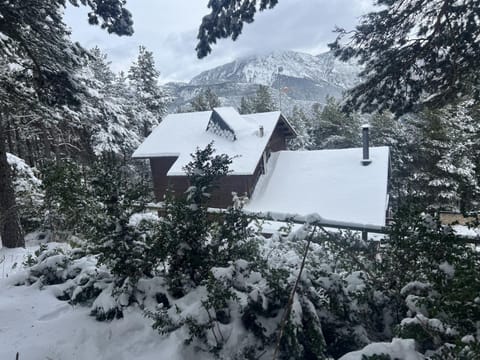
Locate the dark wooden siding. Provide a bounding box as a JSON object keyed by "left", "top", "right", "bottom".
{"left": 150, "top": 157, "right": 188, "bottom": 202}
{"left": 149, "top": 120, "right": 290, "bottom": 208}
{"left": 155, "top": 173, "right": 255, "bottom": 208}
{"left": 268, "top": 124, "right": 288, "bottom": 152}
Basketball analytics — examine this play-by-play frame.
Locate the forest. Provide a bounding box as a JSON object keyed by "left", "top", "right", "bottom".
{"left": 0, "top": 0, "right": 479, "bottom": 359}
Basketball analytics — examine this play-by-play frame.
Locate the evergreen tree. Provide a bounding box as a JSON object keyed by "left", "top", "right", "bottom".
{"left": 86, "top": 153, "right": 154, "bottom": 282}
{"left": 128, "top": 46, "right": 170, "bottom": 137}
{"left": 204, "top": 88, "right": 221, "bottom": 109}
{"left": 368, "top": 111, "right": 400, "bottom": 147}
{"left": 379, "top": 102, "right": 480, "bottom": 213}
{"left": 190, "top": 88, "right": 221, "bottom": 111}
{"left": 190, "top": 92, "right": 207, "bottom": 111}
{"left": 155, "top": 143, "right": 232, "bottom": 296}
{"left": 41, "top": 159, "right": 89, "bottom": 241}
{"left": 313, "top": 97, "right": 361, "bottom": 149}
{"left": 330, "top": 0, "right": 480, "bottom": 114}
{"left": 253, "top": 85, "right": 275, "bottom": 113}
{"left": 6, "top": 153, "right": 44, "bottom": 233}
{"left": 196, "top": 0, "right": 278, "bottom": 58}
{"left": 80, "top": 48, "right": 141, "bottom": 156}
{"left": 238, "top": 96, "right": 253, "bottom": 114}
{"left": 287, "top": 106, "right": 314, "bottom": 150}
{"left": 401, "top": 105, "right": 480, "bottom": 212}
{"left": 0, "top": 0, "right": 136, "bottom": 248}
{"left": 238, "top": 86, "right": 275, "bottom": 114}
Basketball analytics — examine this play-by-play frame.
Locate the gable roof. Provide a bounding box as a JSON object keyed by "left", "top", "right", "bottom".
{"left": 132, "top": 107, "right": 294, "bottom": 176}
{"left": 244, "top": 147, "right": 390, "bottom": 228}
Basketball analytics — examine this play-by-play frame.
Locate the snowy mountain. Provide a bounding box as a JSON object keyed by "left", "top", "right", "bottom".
{"left": 167, "top": 50, "right": 361, "bottom": 113}
{"left": 190, "top": 50, "right": 360, "bottom": 89}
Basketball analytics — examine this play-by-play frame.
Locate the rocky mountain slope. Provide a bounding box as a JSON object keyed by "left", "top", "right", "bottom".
{"left": 166, "top": 50, "right": 361, "bottom": 113}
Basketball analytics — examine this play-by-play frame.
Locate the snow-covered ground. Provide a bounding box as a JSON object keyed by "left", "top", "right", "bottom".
{"left": 0, "top": 232, "right": 421, "bottom": 360}
{"left": 0, "top": 243, "right": 209, "bottom": 360}
{"left": 452, "top": 224, "right": 480, "bottom": 238}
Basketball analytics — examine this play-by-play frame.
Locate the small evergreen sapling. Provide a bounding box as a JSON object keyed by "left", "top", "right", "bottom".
{"left": 155, "top": 142, "right": 232, "bottom": 295}
{"left": 85, "top": 153, "right": 155, "bottom": 284}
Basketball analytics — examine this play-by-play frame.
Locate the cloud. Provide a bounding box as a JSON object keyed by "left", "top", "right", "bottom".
{"left": 64, "top": 0, "right": 374, "bottom": 82}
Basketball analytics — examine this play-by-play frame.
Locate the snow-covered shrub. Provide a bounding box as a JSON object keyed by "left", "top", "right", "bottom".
{"left": 11, "top": 243, "right": 127, "bottom": 320}
{"left": 85, "top": 154, "right": 155, "bottom": 283}
{"left": 41, "top": 152, "right": 153, "bottom": 243}
{"left": 148, "top": 216, "right": 392, "bottom": 359}
{"left": 7, "top": 153, "right": 44, "bottom": 232}
{"left": 17, "top": 153, "right": 157, "bottom": 317}
{"left": 12, "top": 244, "right": 108, "bottom": 301}
{"left": 374, "top": 205, "right": 480, "bottom": 358}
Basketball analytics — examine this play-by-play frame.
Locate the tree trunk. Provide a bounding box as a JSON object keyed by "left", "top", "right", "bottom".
{"left": 0, "top": 117, "right": 24, "bottom": 248}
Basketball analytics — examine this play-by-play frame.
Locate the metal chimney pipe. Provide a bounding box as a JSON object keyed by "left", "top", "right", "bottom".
{"left": 361, "top": 125, "right": 372, "bottom": 166}
{"left": 259, "top": 125, "right": 264, "bottom": 137}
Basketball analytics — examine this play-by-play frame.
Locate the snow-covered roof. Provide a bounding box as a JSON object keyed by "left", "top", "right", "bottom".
{"left": 132, "top": 108, "right": 285, "bottom": 175}
{"left": 245, "top": 147, "right": 390, "bottom": 228}
{"left": 206, "top": 107, "right": 253, "bottom": 141}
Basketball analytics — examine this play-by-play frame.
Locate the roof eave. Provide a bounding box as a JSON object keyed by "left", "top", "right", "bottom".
{"left": 278, "top": 113, "right": 298, "bottom": 138}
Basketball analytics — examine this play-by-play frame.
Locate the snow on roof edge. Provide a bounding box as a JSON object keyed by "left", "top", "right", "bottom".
{"left": 132, "top": 152, "right": 181, "bottom": 159}
{"left": 278, "top": 113, "right": 298, "bottom": 137}
{"left": 245, "top": 210, "right": 387, "bottom": 232}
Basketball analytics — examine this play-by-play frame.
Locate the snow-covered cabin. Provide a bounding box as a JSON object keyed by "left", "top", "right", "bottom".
{"left": 132, "top": 107, "right": 296, "bottom": 208}
{"left": 133, "top": 107, "right": 390, "bottom": 230}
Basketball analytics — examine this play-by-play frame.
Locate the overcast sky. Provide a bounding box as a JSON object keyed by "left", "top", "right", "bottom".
{"left": 64, "top": 0, "right": 373, "bottom": 83}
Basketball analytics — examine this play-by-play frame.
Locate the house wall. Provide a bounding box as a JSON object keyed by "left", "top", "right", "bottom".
{"left": 149, "top": 121, "right": 289, "bottom": 208}
{"left": 150, "top": 157, "right": 188, "bottom": 202}
{"left": 268, "top": 125, "right": 288, "bottom": 152}
{"left": 151, "top": 169, "right": 256, "bottom": 208}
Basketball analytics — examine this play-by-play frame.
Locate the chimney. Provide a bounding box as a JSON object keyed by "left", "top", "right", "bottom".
{"left": 361, "top": 124, "right": 372, "bottom": 166}
{"left": 259, "top": 125, "right": 264, "bottom": 137}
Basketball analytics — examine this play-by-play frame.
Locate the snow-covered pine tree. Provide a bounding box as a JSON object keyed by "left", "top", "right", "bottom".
{"left": 190, "top": 88, "right": 221, "bottom": 111}
{"left": 377, "top": 206, "right": 480, "bottom": 358}
{"left": 7, "top": 153, "right": 44, "bottom": 233}
{"left": 239, "top": 96, "right": 254, "bottom": 114}
{"left": 368, "top": 111, "right": 400, "bottom": 147}
{"left": 253, "top": 85, "right": 276, "bottom": 113}
{"left": 190, "top": 91, "right": 207, "bottom": 112}
{"left": 331, "top": 0, "right": 480, "bottom": 115}
{"left": 41, "top": 159, "right": 89, "bottom": 241}
{"left": 128, "top": 46, "right": 170, "bottom": 137}
{"left": 0, "top": 0, "right": 136, "bottom": 248}
{"left": 238, "top": 85, "right": 276, "bottom": 115}
{"left": 313, "top": 97, "right": 361, "bottom": 149}
{"left": 80, "top": 47, "right": 141, "bottom": 156}
{"left": 287, "top": 105, "right": 315, "bottom": 150}
{"left": 204, "top": 88, "right": 221, "bottom": 109}
{"left": 398, "top": 103, "right": 480, "bottom": 212}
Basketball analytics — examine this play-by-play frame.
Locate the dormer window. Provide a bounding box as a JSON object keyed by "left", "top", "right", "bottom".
{"left": 206, "top": 109, "right": 237, "bottom": 141}
{"left": 206, "top": 107, "right": 250, "bottom": 141}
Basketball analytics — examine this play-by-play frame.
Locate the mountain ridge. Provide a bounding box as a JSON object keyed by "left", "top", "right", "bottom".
{"left": 166, "top": 50, "right": 361, "bottom": 113}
